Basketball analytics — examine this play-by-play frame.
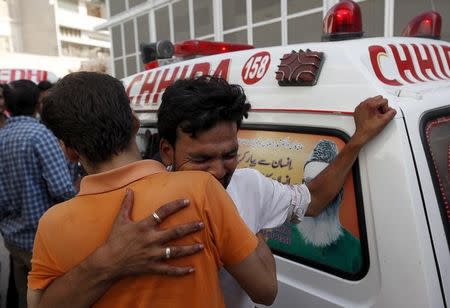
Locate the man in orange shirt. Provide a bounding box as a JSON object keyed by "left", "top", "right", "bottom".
{"left": 27, "top": 72, "right": 277, "bottom": 307}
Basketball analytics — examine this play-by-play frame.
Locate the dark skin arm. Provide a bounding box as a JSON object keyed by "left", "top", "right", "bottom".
{"left": 305, "top": 95, "right": 397, "bottom": 216}
{"left": 28, "top": 189, "right": 204, "bottom": 308}
{"left": 226, "top": 233, "right": 277, "bottom": 306}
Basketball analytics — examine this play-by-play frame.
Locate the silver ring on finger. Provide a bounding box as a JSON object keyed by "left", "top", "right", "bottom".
{"left": 152, "top": 212, "right": 162, "bottom": 224}
{"left": 165, "top": 247, "right": 171, "bottom": 259}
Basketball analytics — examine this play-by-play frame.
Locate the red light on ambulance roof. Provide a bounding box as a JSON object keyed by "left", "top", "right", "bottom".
{"left": 402, "top": 11, "right": 441, "bottom": 39}
{"left": 322, "top": 0, "right": 363, "bottom": 41}
{"left": 174, "top": 40, "right": 254, "bottom": 57}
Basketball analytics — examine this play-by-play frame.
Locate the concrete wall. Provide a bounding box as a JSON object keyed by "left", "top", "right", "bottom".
{"left": 18, "top": 0, "right": 59, "bottom": 55}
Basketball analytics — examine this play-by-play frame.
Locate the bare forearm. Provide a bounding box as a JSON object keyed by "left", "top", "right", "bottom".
{"left": 38, "top": 245, "right": 118, "bottom": 308}
{"left": 255, "top": 233, "right": 276, "bottom": 280}
{"left": 306, "top": 136, "right": 364, "bottom": 216}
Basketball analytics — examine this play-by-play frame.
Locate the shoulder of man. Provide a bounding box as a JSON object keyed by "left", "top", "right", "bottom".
{"left": 229, "top": 168, "right": 270, "bottom": 191}
{"left": 38, "top": 199, "right": 74, "bottom": 228}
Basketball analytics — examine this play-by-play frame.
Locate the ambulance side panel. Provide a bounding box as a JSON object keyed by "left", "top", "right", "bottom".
{"left": 399, "top": 90, "right": 450, "bottom": 305}
{"left": 244, "top": 110, "right": 442, "bottom": 308}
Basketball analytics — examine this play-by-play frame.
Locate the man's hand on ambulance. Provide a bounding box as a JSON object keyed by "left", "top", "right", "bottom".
{"left": 93, "top": 188, "right": 205, "bottom": 279}
{"left": 305, "top": 95, "right": 396, "bottom": 217}
{"left": 352, "top": 95, "right": 397, "bottom": 146}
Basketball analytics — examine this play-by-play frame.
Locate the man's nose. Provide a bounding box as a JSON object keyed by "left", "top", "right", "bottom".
{"left": 207, "top": 160, "right": 227, "bottom": 180}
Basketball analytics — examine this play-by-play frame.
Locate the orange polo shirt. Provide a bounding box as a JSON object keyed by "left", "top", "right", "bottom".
{"left": 29, "top": 160, "right": 258, "bottom": 307}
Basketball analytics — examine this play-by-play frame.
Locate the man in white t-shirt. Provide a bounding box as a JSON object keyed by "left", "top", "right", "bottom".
{"left": 156, "top": 76, "right": 396, "bottom": 308}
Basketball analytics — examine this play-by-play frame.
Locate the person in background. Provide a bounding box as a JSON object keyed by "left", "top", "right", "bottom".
{"left": 0, "top": 84, "right": 7, "bottom": 128}
{"left": 0, "top": 80, "right": 76, "bottom": 308}
{"left": 27, "top": 72, "right": 277, "bottom": 307}
{"left": 36, "top": 80, "right": 53, "bottom": 116}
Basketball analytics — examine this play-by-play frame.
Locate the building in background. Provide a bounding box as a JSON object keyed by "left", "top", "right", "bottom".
{"left": 0, "top": 0, "right": 110, "bottom": 80}
{"left": 100, "top": 0, "right": 450, "bottom": 80}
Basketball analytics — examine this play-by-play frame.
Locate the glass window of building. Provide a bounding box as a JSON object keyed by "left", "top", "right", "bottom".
{"left": 434, "top": 0, "right": 450, "bottom": 41}
{"left": 288, "top": 13, "right": 322, "bottom": 44}
{"left": 58, "top": 0, "right": 79, "bottom": 12}
{"left": 224, "top": 30, "right": 247, "bottom": 44}
{"left": 252, "top": 0, "right": 281, "bottom": 24}
{"left": 253, "top": 22, "right": 281, "bottom": 48}
{"left": 359, "top": 0, "right": 384, "bottom": 37}
{"left": 173, "top": 0, "right": 190, "bottom": 42}
{"left": 137, "top": 14, "right": 150, "bottom": 46}
{"left": 155, "top": 6, "right": 171, "bottom": 40}
{"left": 129, "top": 0, "right": 147, "bottom": 8}
{"left": 126, "top": 55, "right": 138, "bottom": 76}
{"left": 394, "top": 0, "right": 450, "bottom": 41}
{"left": 194, "top": 0, "right": 213, "bottom": 37}
{"left": 112, "top": 25, "right": 123, "bottom": 58}
{"left": 394, "top": 0, "right": 430, "bottom": 36}
{"left": 223, "top": 0, "right": 246, "bottom": 31}
{"left": 124, "top": 20, "right": 136, "bottom": 55}
{"left": 109, "top": 0, "right": 126, "bottom": 16}
{"left": 114, "top": 59, "right": 125, "bottom": 79}
{"left": 287, "top": 0, "right": 321, "bottom": 14}
{"left": 86, "top": 3, "right": 103, "bottom": 18}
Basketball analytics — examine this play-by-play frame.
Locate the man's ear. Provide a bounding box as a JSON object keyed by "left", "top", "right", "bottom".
{"left": 159, "top": 138, "right": 174, "bottom": 167}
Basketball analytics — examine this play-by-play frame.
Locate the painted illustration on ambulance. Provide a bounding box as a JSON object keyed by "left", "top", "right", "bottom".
{"left": 237, "top": 130, "right": 363, "bottom": 274}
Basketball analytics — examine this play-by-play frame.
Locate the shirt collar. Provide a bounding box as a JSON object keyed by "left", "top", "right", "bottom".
{"left": 78, "top": 160, "right": 167, "bottom": 196}
{"left": 6, "top": 115, "right": 37, "bottom": 124}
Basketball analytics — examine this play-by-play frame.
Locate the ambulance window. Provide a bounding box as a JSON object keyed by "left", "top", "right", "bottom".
{"left": 136, "top": 128, "right": 160, "bottom": 159}
{"left": 422, "top": 111, "right": 450, "bottom": 246}
{"left": 237, "top": 127, "right": 368, "bottom": 280}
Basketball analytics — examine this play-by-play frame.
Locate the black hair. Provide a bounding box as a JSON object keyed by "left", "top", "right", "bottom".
{"left": 41, "top": 72, "right": 134, "bottom": 164}
{"left": 37, "top": 80, "right": 53, "bottom": 92}
{"left": 3, "top": 79, "right": 39, "bottom": 116}
{"left": 158, "top": 76, "right": 251, "bottom": 145}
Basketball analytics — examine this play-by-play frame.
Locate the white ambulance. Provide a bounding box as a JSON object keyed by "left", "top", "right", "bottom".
{"left": 123, "top": 2, "right": 450, "bottom": 307}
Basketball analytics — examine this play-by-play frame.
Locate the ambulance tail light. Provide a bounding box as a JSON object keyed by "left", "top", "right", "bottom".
{"left": 174, "top": 40, "right": 254, "bottom": 57}
{"left": 322, "top": 0, "right": 363, "bottom": 41}
{"left": 402, "top": 11, "right": 441, "bottom": 39}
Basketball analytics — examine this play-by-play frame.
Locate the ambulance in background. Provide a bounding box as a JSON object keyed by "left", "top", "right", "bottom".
{"left": 0, "top": 68, "right": 59, "bottom": 85}
{"left": 123, "top": 0, "right": 450, "bottom": 306}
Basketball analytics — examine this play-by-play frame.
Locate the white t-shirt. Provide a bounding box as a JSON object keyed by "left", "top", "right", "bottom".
{"left": 220, "top": 168, "right": 311, "bottom": 308}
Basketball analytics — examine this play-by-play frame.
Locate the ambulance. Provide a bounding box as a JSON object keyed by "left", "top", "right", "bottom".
{"left": 123, "top": 1, "right": 450, "bottom": 307}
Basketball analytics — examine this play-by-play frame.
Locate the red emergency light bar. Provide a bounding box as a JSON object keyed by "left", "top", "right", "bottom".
{"left": 402, "top": 11, "right": 441, "bottom": 39}
{"left": 322, "top": 0, "right": 363, "bottom": 41}
{"left": 174, "top": 40, "right": 254, "bottom": 57}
